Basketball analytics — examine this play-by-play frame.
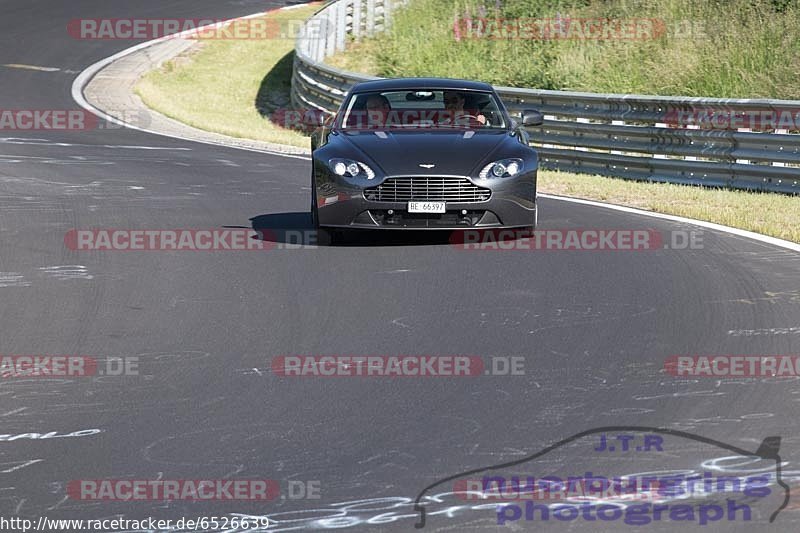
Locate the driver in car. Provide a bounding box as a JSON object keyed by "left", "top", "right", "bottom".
{"left": 442, "top": 90, "right": 487, "bottom": 126}
{"left": 365, "top": 94, "right": 392, "bottom": 128}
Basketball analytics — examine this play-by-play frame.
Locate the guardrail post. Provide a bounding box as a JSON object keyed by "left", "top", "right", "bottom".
{"left": 575, "top": 117, "right": 589, "bottom": 152}
{"left": 375, "top": 0, "right": 386, "bottom": 32}
{"left": 685, "top": 124, "right": 699, "bottom": 161}
{"left": 325, "top": 3, "right": 337, "bottom": 58}
{"left": 309, "top": 13, "right": 318, "bottom": 61}
{"left": 736, "top": 125, "right": 752, "bottom": 165}
{"left": 653, "top": 121, "right": 668, "bottom": 159}
{"left": 774, "top": 126, "right": 788, "bottom": 168}
{"left": 610, "top": 120, "right": 624, "bottom": 155}
{"left": 336, "top": 0, "right": 348, "bottom": 51}
{"left": 384, "top": 0, "right": 393, "bottom": 29}
{"left": 352, "top": 0, "right": 363, "bottom": 41}
{"left": 366, "top": 0, "right": 376, "bottom": 36}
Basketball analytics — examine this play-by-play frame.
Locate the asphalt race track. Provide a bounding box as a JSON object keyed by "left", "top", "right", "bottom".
{"left": 1, "top": 1, "right": 799, "bottom": 531}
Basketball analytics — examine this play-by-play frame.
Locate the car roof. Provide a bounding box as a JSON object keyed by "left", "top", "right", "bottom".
{"left": 349, "top": 77, "right": 494, "bottom": 93}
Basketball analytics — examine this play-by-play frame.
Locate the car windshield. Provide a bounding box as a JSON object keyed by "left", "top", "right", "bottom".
{"left": 339, "top": 89, "right": 507, "bottom": 130}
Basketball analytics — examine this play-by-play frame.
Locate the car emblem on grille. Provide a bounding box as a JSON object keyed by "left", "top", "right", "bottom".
{"left": 419, "top": 164, "right": 436, "bottom": 168}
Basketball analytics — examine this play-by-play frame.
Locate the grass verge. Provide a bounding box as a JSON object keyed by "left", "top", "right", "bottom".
{"left": 330, "top": 0, "right": 800, "bottom": 98}
{"left": 135, "top": 4, "right": 320, "bottom": 148}
{"left": 538, "top": 171, "right": 800, "bottom": 243}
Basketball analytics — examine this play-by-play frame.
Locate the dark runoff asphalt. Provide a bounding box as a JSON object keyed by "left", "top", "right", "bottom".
{"left": 0, "top": 1, "right": 799, "bottom": 531}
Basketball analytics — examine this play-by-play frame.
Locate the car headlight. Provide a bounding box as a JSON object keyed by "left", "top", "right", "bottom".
{"left": 329, "top": 158, "right": 375, "bottom": 180}
{"left": 479, "top": 158, "right": 524, "bottom": 179}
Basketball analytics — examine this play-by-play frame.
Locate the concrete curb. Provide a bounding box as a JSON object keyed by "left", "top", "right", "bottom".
{"left": 73, "top": 6, "right": 312, "bottom": 158}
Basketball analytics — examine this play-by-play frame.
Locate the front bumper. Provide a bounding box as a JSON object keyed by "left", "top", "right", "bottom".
{"left": 315, "top": 173, "right": 537, "bottom": 230}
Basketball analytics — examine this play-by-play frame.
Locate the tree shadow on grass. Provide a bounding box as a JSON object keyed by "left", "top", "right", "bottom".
{"left": 254, "top": 50, "right": 296, "bottom": 124}
{"left": 255, "top": 50, "right": 325, "bottom": 134}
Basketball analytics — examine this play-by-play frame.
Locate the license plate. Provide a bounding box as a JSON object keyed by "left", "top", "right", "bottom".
{"left": 408, "top": 201, "right": 446, "bottom": 213}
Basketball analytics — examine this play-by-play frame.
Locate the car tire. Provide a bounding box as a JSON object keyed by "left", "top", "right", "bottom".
{"left": 311, "top": 178, "right": 338, "bottom": 245}
{"left": 311, "top": 199, "right": 319, "bottom": 230}
{"left": 524, "top": 205, "right": 538, "bottom": 235}
{"left": 311, "top": 175, "right": 319, "bottom": 229}
{"left": 317, "top": 227, "right": 337, "bottom": 246}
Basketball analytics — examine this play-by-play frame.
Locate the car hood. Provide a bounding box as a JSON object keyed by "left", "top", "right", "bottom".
{"left": 339, "top": 130, "right": 508, "bottom": 176}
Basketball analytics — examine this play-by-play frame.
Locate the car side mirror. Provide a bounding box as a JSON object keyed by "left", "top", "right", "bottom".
{"left": 320, "top": 111, "right": 335, "bottom": 127}
{"left": 521, "top": 109, "right": 544, "bottom": 126}
{"left": 311, "top": 112, "right": 336, "bottom": 151}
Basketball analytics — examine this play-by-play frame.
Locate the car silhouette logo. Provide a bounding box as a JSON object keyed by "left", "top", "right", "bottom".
{"left": 419, "top": 164, "right": 436, "bottom": 169}
{"left": 413, "top": 425, "right": 790, "bottom": 529}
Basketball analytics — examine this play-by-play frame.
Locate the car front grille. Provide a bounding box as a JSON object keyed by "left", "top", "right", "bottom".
{"left": 363, "top": 177, "right": 491, "bottom": 203}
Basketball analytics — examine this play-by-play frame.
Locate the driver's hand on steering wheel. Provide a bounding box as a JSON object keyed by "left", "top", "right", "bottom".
{"left": 452, "top": 113, "right": 488, "bottom": 126}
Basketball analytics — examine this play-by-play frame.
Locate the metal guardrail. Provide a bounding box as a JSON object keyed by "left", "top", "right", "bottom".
{"left": 291, "top": 0, "right": 800, "bottom": 193}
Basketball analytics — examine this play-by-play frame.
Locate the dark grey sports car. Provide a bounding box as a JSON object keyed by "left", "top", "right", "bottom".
{"left": 310, "top": 78, "right": 543, "bottom": 238}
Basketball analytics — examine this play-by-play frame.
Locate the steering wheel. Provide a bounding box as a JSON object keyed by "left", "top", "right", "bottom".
{"left": 453, "top": 114, "right": 489, "bottom": 126}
